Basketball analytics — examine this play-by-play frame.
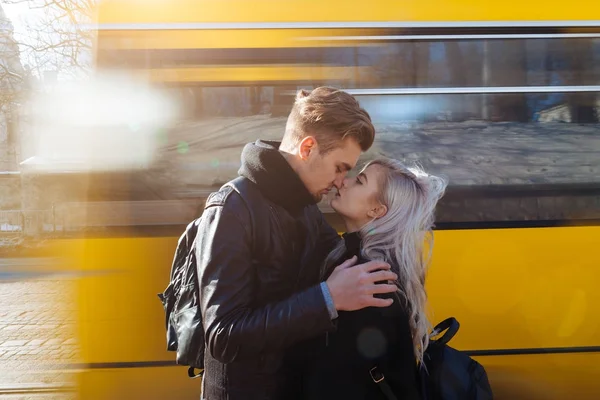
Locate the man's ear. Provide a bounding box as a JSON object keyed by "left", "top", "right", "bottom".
{"left": 298, "top": 136, "right": 317, "bottom": 160}
{"left": 367, "top": 203, "right": 388, "bottom": 220}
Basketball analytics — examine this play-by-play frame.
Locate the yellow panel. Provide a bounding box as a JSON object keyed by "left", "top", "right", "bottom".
{"left": 69, "top": 225, "right": 600, "bottom": 398}
{"left": 135, "top": 65, "right": 372, "bottom": 83}
{"left": 77, "top": 366, "right": 200, "bottom": 400}
{"left": 95, "top": 0, "right": 600, "bottom": 24}
{"left": 426, "top": 226, "right": 600, "bottom": 351}
{"left": 96, "top": 29, "right": 372, "bottom": 50}
{"left": 76, "top": 237, "right": 178, "bottom": 364}
{"left": 73, "top": 225, "right": 600, "bottom": 364}
{"left": 477, "top": 353, "right": 600, "bottom": 399}
{"left": 74, "top": 354, "right": 600, "bottom": 400}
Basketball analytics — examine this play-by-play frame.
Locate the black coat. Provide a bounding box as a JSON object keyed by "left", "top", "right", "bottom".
{"left": 197, "top": 140, "right": 340, "bottom": 400}
{"left": 288, "top": 232, "right": 422, "bottom": 400}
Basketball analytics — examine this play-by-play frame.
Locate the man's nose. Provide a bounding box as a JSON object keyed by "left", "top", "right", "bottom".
{"left": 333, "top": 175, "right": 349, "bottom": 189}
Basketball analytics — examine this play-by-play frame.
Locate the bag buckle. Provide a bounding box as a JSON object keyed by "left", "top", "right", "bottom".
{"left": 370, "top": 366, "right": 385, "bottom": 383}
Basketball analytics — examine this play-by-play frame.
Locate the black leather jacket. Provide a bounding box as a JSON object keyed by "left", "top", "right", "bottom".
{"left": 198, "top": 140, "right": 340, "bottom": 400}
{"left": 297, "top": 232, "right": 421, "bottom": 400}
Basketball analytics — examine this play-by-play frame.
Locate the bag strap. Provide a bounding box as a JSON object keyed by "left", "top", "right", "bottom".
{"left": 224, "top": 176, "right": 270, "bottom": 260}
{"left": 430, "top": 317, "right": 460, "bottom": 345}
{"left": 370, "top": 366, "right": 399, "bottom": 400}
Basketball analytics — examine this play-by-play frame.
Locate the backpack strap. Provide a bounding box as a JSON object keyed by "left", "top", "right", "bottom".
{"left": 370, "top": 366, "right": 399, "bottom": 400}
{"left": 223, "top": 176, "right": 270, "bottom": 260}
{"left": 430, "top": 317, "right": 460, "bottom": 345}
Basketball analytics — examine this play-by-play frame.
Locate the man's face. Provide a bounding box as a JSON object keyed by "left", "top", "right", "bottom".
{"left": 296, "top": 136, "right": 362, "bottom": 202}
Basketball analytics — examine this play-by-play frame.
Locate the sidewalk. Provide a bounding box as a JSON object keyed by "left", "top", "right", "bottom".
{"left": 0, "top": 275, "right": 79, "bottom": 399}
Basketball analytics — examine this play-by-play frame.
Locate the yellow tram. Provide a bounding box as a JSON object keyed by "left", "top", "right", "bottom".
{"left": 24, "top": 0, "right": 600, "bottom": 398}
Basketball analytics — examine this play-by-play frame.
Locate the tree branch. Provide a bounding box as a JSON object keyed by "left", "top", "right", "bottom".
{"left": 6, "top": 0, "right": 96, "bottom": 78}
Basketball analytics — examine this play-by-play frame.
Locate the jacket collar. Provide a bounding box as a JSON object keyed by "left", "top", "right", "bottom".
{"left": 238, "top": 140, "right": 316, "bottom": 214}
{"left": 342, "top": 231, "right": 362, "bottom": 259}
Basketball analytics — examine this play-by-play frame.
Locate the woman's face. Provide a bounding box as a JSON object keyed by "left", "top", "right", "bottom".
{"left": 330, "top": 163, "right": 388, "bottom": 231}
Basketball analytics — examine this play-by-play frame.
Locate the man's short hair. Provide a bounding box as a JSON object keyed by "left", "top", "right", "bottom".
{"left": 282, "top": 87, "right": 375, "bottom": 154}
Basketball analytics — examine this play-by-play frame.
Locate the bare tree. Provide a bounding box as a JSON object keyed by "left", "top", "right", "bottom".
{"left": 0, "top": 62, "right": 25, "bottom": 108}
{"left": 0, "top": 5, "right": 26, "bottom": 108}
{"left": 0, "top": 4, "right": 27, "bottom": 175}
{"left": 0, "top": 1, "right": 96, "bottom": 234}
{"left": 4, "top": 0, "right": 96, "bottom": 80}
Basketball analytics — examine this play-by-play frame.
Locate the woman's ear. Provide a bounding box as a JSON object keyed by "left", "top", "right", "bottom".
{"left": 367, "top": 203, "right": 388, "bottom": 220}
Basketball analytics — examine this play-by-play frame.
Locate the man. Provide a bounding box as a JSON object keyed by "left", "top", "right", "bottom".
{"left": 197, "top": 87, "right": 398, "bottom": 399}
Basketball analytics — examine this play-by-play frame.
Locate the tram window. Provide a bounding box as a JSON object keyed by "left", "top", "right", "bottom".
{"left": 98, "top": 38, "right": 600, "bottom": 90}
{"left": 352, "top": 88, "right": 599, "bottom": 224}
{"left": 197, "top": 87, "right": 274, "bottom": 118}
{"left": 346, "top": 38, "right": 600, "bottom": 89}
{"left": 91, "top": 35, "right": 600, "bottom": 228}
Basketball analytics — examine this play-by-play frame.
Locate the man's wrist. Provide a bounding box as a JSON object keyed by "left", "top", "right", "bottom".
{"left": 320, "top": 281, "right": 339, "bottom": 320}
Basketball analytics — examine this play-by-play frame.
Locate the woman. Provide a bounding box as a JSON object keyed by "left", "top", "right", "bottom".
{"left": 299, "top": 157, "right": 447, "bottom": 399}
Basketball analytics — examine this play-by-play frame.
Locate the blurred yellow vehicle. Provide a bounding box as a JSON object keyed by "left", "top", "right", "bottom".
{"left": 17, "top": 0, "right": 600, "bottom": 399}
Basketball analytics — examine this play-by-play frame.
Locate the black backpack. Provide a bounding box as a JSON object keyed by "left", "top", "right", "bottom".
{"left": 372, "top": 317, "right": 493, "bottom": 400}
{"left": 157, "top": 177, "right": 269, "bottom": 378}
{"left": 419, "top": 317, "right": 494, "bottom": 400}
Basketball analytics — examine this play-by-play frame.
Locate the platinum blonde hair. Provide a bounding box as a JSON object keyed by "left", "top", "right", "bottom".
{"left": 322, "top": 157, "right": 448, "bottom": 364}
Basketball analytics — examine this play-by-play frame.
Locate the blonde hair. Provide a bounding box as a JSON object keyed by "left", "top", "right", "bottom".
{"left": 322, "top": 158, "right": 447, "bottom": 364}
{"left": 281, "top": 87, "right": 375, "bottom": 154}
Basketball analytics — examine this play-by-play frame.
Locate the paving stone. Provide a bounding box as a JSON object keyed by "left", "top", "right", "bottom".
{"left": 0, "top": 277, "right": 78, "bottom": 393}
